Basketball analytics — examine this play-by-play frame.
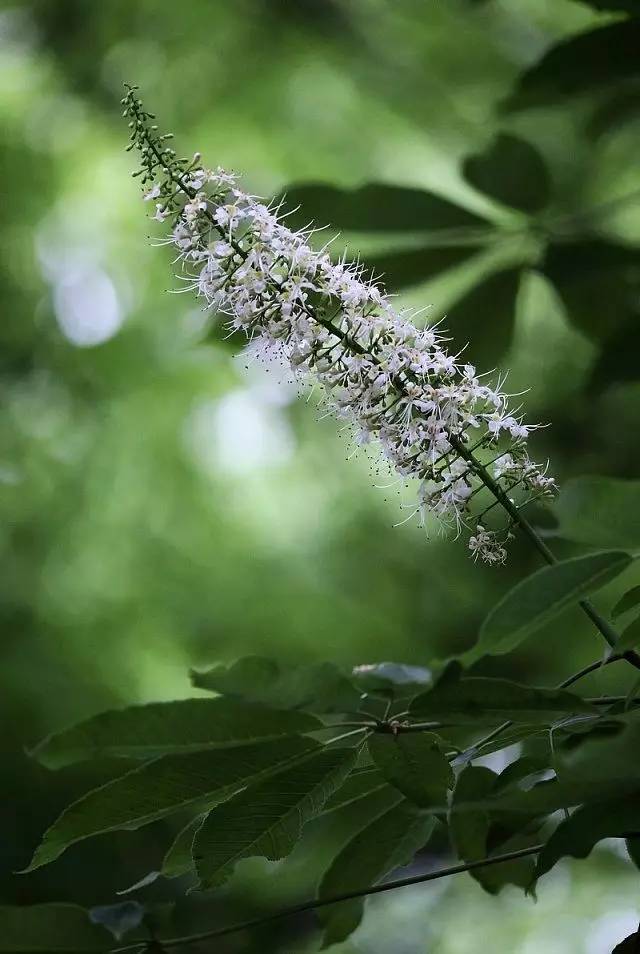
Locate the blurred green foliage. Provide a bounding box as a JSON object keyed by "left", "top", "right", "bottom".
{"left": 1, "top": 0, "right": 640, "bottom": 949}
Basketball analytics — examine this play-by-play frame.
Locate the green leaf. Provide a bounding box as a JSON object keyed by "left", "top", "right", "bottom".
{"left": 194, "top": 746, "right": 357, "bottom": 888}
{"left": 613, "top": 586, "right": 640, "bottom": 619}
{"left": 541, "top": 240, "right": 640, "bottom": 346}
{"left": 505, "top": 22, "right": 640, "bottom": 111}
{"left": 322, "top": 767, "right": 388, "bottom": 814}
{"left": 536, "top": 794, "right": 640, "bottom": 880}
{"left": 275, "top": 182, "right": 488, "bottom": 232}
{"left": 614, "top": 615, "right": 640, "bottom": 656}
{"left": 445, "top": 267, "right": 521, "bottom": 367}
{"left": 450, "top": 764, "right": 537, "bottom": 894}
{"left": 0, "top": 904, "right": 112, "bottom": 952}
{"left": 551, "top": 478, "right": 640, "bottom": 549}
{"left": 318, "top": 799, "right": 435, "bottom": 947}
{"left": 410, "top": 668, "right": 596, "bottom": 724}
{"left": 351, "top": 662, "right": 432, "bottom": 700}
{"left": 30, "top": 698, "right": 322, "bottom": 768}
{"left": 462, "top": 133, "right": 550, "bottom": 213}
{"left": 364, "top": 245, "right": 479, "bottom": 292}
{"left": 24, "top": 735, "right": 318, "bottom": 871}
{"left": 161, "top": 815, "right": 204, "bottom": 878}
{"left": 465, "top": 551, "right": 632, "bottom": 662}
{"left": 191, "top": 656, "right": 360, "bottom": 713}
{"left": 368, "top": 732, "right": 453, "bottom": 808}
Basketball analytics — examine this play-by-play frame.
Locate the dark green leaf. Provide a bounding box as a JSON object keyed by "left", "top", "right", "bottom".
{"left": 161, "top": 815, "right": 204, "bottom": 878}
{"left": 410, "top": 668, "right": 596, "bottom": 724}
{"left": 275, "top": 182, "right": 488, "bottom": 232}
{"left": 551, "top": 478, "right": 640, "bottom": 549}
{"left": 364, "top": 245, "right": 480, "bottom": 292}
{"left": 445, "top": 267, "right": 521, "bottom": 367}
{"left": 322, "top": 767, "right": 388, "bottom": 814}
{"left": 464, "top": 551, "right": 632, "bottom": 662}
{"left": 542, "top": 239, "right": 640, "bottom": 346}
{"left": 24, "top": 735, "right": 318, "bottom": 871}
{"left": 615, "top": 615, "right": 640, "bottom": 655}
{"left": 191, "top": 656, "right": 360, "bottom": 713}
{"left": 318, "top": 799, "right": 435, "bottom": 947}
{"left": 0, "top": 904, "right": 112, "bottom": 952}
{"left": 626, "top": 836, "right": 640, "bottom": 871}
{"left": 450, "top": 764, "right": 537, "bottom": 894}
{"left": 30, "top": 698, "right": 321, "bottom": 768}
{"left": 536, "top": 794, "right": 640, "bottom": 880}
{"left": 587, "top": 88, "right": 640, "bottom": 141}
{"left": 463, "top": 133, "right": 550, "bottom": 213}
{"left": 505, "top": 22, "right": 640, "bottom": 111}
{"left": 368, "top": 732, "right": 453, "bottom": 808}
{"left": 194, "top": 746, "right": 357, "bottom": 888}
{"left": 613, "top": 586, "right": 640, "bottom": 619}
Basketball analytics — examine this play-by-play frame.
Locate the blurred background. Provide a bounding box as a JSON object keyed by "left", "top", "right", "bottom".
{"left": 2, "top": 0, "right": 640, "bottom": 950}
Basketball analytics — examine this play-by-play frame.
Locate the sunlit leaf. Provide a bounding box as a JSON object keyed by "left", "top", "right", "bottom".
{"left": 191, "top": 656, "right": 360, "bottom": 713}
{"left": 464, "top": 551, "right": 632, "bottom": 661}
{"left": 24, "top": 735, "right": 318, "bottom": 871}
{"left": 0, "top": 904, "right": 112, "bottom": 952}
{"left": 318, "top": 799, "right": 434, "bottom": 947}
{"left": 368, "top": 732, "right": 453, "bottom": 808}
{"left": 30, "top": 698, "right": 321, "bottom": 768}
{"left": 194, "top": 746, "right": 357, "bottom": 888}
{"left": 505, "top": 21, "right": 640, "bottom": 110}
{"left": 551, "top": 478, "right": 640, "bottom": 549}
{"left": 275, "top": 182, "right": 488, "bottom": 232}
{"left": 463, "top": 133, "right": 550, "bottom": 213}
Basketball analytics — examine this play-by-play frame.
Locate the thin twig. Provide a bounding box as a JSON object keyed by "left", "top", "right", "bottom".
{"left": 110, "top": 844, "right": 543, "bottom": 952}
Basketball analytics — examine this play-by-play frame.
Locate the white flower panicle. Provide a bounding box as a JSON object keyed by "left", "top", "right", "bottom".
{"left": 123, "top": 87, "right": 556, "bottom": 564}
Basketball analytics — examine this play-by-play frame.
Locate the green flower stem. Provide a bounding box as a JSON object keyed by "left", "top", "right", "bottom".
{"left": 111, "top": 843, "right": 543, "bottom": 952}
{"left": 451, "top": 435, "right": 640, "bottom": 671}
{"left": 130, "top": 99, "right": 639, "bottom": 674}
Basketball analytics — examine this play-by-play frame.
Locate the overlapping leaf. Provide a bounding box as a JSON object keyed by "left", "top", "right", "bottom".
{"left": 318, "top": 798, "right": 434, "bottom": 947}
{"left": 463, "top": 133, "right": 550, "bottom": 213}
{"left": 194, "top": 746, "right": 357, "bottom": 888}
{"left": 25, "top": 735, "right": 318, "bottom": 871}
{"left": 191, "top": 656, "right": 360, "bottom": 713}
{"left": 368, "top": 732, "right": 453, "bottom": 808}
{"left": 31, "top": 698, "right": 321, "bottom": 768}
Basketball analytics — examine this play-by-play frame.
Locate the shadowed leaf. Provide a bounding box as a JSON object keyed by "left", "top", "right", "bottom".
{"left": 505, "top": 22, "right": 640, "bottom": 110}
{"left": 368, "top": 732, "right": 453, "bottom": 808}
{"left": 464, "top": 551, "right": 632, "bottom": 661}
{"left": 275, "top": 182, "right": 488, "bottom": 232}
{"left": 194, "top": 746, "right": 357, "bottom": 888}
{"left": 318, "top": 799, "right": 434, "bottom": 947}
{"left": 0, "top": 904, "right": 113, "bottom": 952}
{"left": 463, "top": 133, "right": 550, "bottom": 213}
{"left": 24, "top": 736, "right": 318, "bottom": 871}
{"left": 31, "top": 698, "right": 321, "bottom": 768}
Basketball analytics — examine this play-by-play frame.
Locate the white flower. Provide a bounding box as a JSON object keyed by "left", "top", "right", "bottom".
{"left": 143, "top": 158, "right": 555, "bottom": 562}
